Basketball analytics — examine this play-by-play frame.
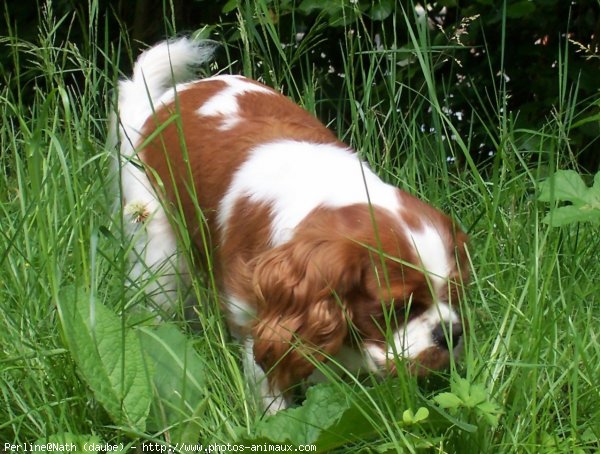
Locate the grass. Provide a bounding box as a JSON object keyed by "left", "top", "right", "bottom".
{"left": 1, "top": 1, "right": 599, "bottom": 452}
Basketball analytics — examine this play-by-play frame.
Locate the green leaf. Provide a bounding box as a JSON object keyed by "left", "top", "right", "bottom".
{"left": 328, "top": 7, "right": 361, "bottom": 27}
{"left": 298, "top": 0, "right": 335, "bottom": 15}
{"left": 461, "top": 382, "right": 488, "bottom": 408}
{"left": 244, "top": 383, "right": 376, "bottom": 450}
{"left": 433, "top": 392, "right": 463, "bottom": 409}
{"left": 191, "top": 25, "right": 218, "bottom": 41}
{"left": 139, "top": 324, "right": 208, "bottom": 443}
{"left": 542, "top": 205, "right": 600, "bottom": 227}
{"left": 222, "top": 0, "right": 238, "bottom": 14}
{"left": 436, "top": 377, "right": 503, "bottom": 427}
{"left": 452, "top": 377, "right": 470, "bottom": 401}
{"left": 539, "top": 170, "right": 600, "bottom": 226}
{"left": 538, "top": 170, "right": 589, "bottom": 204}
{"left": 413, "top": 406, "right": 430, "bottom": 422}
{"left": 571, "top": 111, "right": 600, "bottom": 129}
{"left": 297, "top": 0, "right": 367, "bottom": 26}
{"left": 402, "top": 406, "right": 429, "bottom": 425}
{"left": 369, "top": 0, "right": 394, "bottom": 21}
{"left": 476, "top": 401, "right": 503, "bottom": 427}
{"left": 56, "top": 287, "right": 152, "bottom": 431}
{"left": 315, "top": 398, "right": 377, "bottom": 451}
{"left": 256, "top": 383, "right": 352, "bottom": 445}
{"left": 592, "top": 172, "right": 600, "bottom": 206}
{"left": 402, "top": 408, "right": 415, "bottom": 424}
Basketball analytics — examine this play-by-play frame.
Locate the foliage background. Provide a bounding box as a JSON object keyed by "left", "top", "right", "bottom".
{"left": 2, "top": 0, "right": 599, "bottom": 170}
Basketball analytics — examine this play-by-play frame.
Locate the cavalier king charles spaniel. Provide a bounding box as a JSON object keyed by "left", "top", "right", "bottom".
{"left": 113, "top": 38, "right": 469, "bottom": 413}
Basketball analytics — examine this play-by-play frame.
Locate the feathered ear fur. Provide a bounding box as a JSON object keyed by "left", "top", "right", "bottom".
{"left": 251, "top": 234, "right": 362, "bottom": 392}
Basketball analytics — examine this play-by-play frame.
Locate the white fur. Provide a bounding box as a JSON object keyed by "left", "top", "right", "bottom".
{"left": 114, "top": 38, "right": 214, "bottom": 311}
{"left": 363, "top": 343, "right": 390, "bottom": 374}
{"left": 197, "top": 75, "right": 274, "bottom": 117}
{"left": 217, "top": 140, "right": 402, "bottom": 245}
{"left": 155, "top": 80, "right": 196, "bottom": 107}
{"left": 196, "top": 75, "right": 275, "bottom": 131}
{"left": 226, "top": 294, "right": 257, "bottom": 338}
{"left": 243, "top": 338, "right": 288, "bottom": 414}
{"left": 218, "top": 117, "right": 241, "bottom": 131}
{"left": 392, "top": 302, "right": 459, "bottom": 359}
{"left": 407, "top": 224, "right": 451, "bottom": 291}
{"left": 356, "top": 303, "right": 460, "bottom": 373}
{"left": 118, "top": 39, "right": 214, "bottom": 159}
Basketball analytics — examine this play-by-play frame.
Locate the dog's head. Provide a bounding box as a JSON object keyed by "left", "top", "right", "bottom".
{"left": 251, "top": 191, "right": 469, "bottom": 390}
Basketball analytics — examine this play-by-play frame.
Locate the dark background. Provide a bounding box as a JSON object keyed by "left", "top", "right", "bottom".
{"left": 2, "top": 0, "right": 599, "bottom": 170}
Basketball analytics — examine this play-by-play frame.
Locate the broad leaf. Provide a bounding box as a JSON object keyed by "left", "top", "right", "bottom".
{"left": 433, "top": 377, "right": 503, "bottom": 427}
{"left": 539, "top": 170, "right": 589, "bottom": 205}
{"left": 139, "top": 324, "right": 208, "bottom": 442}
{"left": 255, "top": 383, "right": 353, "bottom": 445}
{"left": 432, "top": 392, "right": 462, "bottom": 409}
{"left": 476, "top": 401, "right": 502, "bottom": 427}
{"left": 538, "top": 170, "right": 600, "bottom": 226}
{"left": 369, "top": 0, "right": 394, "bottom": 21}
{"left": 56, "top": 287, "right": 152, "bottom": 431}
{"left": 244, "top": 383, "right": 377, "bottom": 451}
{"left": 543, "top": 205, "right": 600, "bottom": 226}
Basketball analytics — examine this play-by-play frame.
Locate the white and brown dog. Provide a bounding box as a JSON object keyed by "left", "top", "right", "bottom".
{"left": 113, "top": 38, "right": 469, "bottom": 413}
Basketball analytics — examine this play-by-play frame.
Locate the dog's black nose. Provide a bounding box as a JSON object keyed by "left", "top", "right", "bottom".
{"left": 432, "top": 322, "right": 463, "bottom": 350}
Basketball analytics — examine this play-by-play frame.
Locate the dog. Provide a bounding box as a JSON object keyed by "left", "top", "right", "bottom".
{"left": 113, "top": 38, "right": 469, "bottom": 413}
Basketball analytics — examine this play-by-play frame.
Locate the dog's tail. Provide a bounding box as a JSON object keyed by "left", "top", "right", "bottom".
{"left": 115, "top": 38, "right": 215, "bottom": 154}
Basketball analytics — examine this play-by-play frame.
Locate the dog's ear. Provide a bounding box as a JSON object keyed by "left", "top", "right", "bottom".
{"left": 251, "top": 234, "right": 362, "bottom": 391}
